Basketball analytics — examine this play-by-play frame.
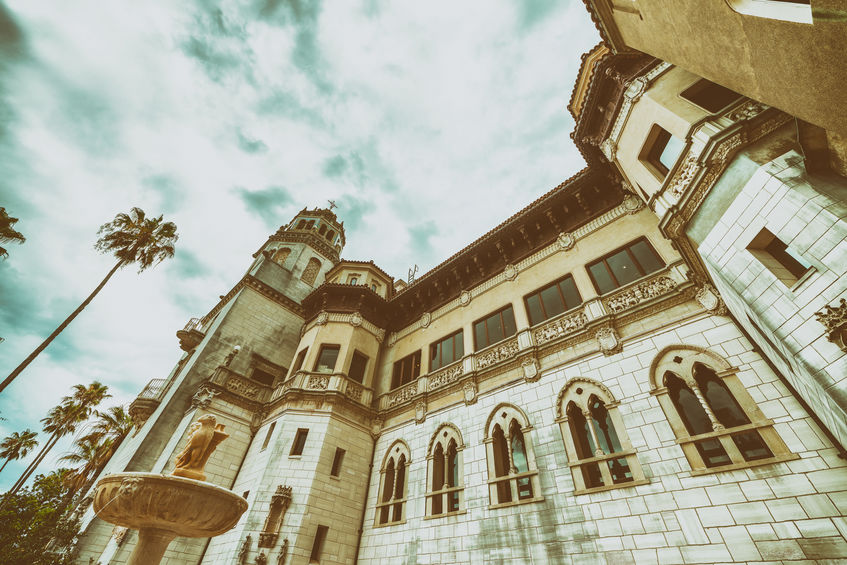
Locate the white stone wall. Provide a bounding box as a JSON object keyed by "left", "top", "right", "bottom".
{"left": 694, "top": 148, "right": 847, "bottom": 447}
{"left": 358, "top": 313, "right": 847, "bottom": 564}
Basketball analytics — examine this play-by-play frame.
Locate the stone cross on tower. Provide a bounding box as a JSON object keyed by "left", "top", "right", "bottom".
{"left": 327, "top": 199, "right": 338, "bottom": 211}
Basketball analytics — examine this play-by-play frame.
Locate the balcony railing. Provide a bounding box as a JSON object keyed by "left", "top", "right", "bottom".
{"left": 137, "top": 378, "right": 167, "bottom": 401}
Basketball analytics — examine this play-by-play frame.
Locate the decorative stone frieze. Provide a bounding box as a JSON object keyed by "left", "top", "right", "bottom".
{"left": 815, "top": 298, "right": 847, "bottom": 352}
{"left": 521, "top": 357, "right": 540, "bottom": 382}
{"left": 604, "top": 276, "right": 678, "bottom": 313}
{"left": 306, "top": 375, "right": 329, "bottom": 390}
{"left": 533, "top": 311, "right": 588, "bottom": 345}
{"left": 226, "top": 376, "right": 261, "bottom": 398}
{"left": 667, "top": 155, "right": 701, "bottom": 199}
{"left": 191, "top": 386, "right": 220, "bottom": 409}
{"left": 476, "top": 338, "right": 520, "bottom": 370}
{"left": 428, "top": 363, "right": 464, "bottom": 391}
{"left": 596, "top": 327, "right": 622, "bottom": 356}
{"left": 728, "top": 100, "right": 767, "bottom": 122}
{"left": 462, "top": 381, "right": 477, "bottom": 405}
{"left": 387, "top": 382, "right": 417, "bottom": 408}
{"left": 557, "top": 232, "right": 575, "bottom": 251}
{"left": 258, "top": 485, "right": 293, "bottom": 548}
{"left": 415, "top": 401, "right": 427, "bottom": 424}
{"left": 346, "top": 382, "right": 363, "bottom": 401}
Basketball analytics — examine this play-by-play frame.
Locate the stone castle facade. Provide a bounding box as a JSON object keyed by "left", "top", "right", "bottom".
{"left": 75, "top": 5, "right": 847, "bottom": 564}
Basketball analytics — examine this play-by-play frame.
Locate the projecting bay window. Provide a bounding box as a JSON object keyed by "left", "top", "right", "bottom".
{"left": 426, "top": 425, "right": 464, "bottom": 518}
{"left": 474, "top": 306, "right": 517, "bottom": 350}
{"left": 390, "top": 351, "right": 421, "bottom": 390}
{"left": 429, "top": 330, "right": 464, "bottom": 372}
{"left": 313, "top": 345, "right": 340, "bottom": 373}
{"left": 651, "top": 347, "right": 796, "bottom": 474}
{"left": 524, "top": 274, "right": 583, "bottom": 326}
{"left": 586, "top": 238, "right": 665, "bottom": 294}
{"left": 376, "top": 441, "right": 410, "bottom": 526}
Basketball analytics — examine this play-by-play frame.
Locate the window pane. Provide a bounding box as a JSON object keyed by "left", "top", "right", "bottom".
{"left": 607, "top": 458, "right": 634, "bottom": 484}
{"left": 486, "top": 313, "right": 504, "bottom": 345}
{"left": 442, "top": 337, "right": 453, "bottom": 366}
{"left": 558, "top": 277, "right": 582, "bottom": 310}
{"left": 589, "top": 398, "right": 623, "bottom": 454}
{"left": 474, "top": 321, "right": 487, "bottom": 350}
{"left": 502, "top": 307, "right": 516, "bottom": 338}
{"left": 526, "top": 294, "right": 544, "bottom": 325}
{"left": 659, "top": 134, "right": 684, "bottom": 171}
{"left": 568, "top": 403, "right": 597, "bottom": 459}
{"left": 696, "top": 438, "right": 731, "bottom": 468}
{"left": 540, "top": 285, "right": 566, "bottom": 319}
{"left": 454, "top": 332, "right": 464, "bottom": 360}
{"left": 581, "top": 463, "right": 604, "bottom": 489}
{"left": 732, "top": 430, "right": 773, "bottom": 462}
{"left": 630, "top": 240, "right": 664, "bottom": 275}
{"left": 349, "top": 352, "right": 368, "bottom": 383}
{"left": 589, "top": 262, "right": 617, "bottom": 294}
{"left": 607, "top": 249, "right": 642, "bottom": 286}
{"left": 315, "top": 346, "right": 340, "bottom": 373}
{"left": 430, "top": 343, "right": 441, "bottom": 372}
{"left": 694, "top": 364, "right": 750, "bottom": 428}
{"left": 666, "top": 372, "right": 713, "bottom": 435}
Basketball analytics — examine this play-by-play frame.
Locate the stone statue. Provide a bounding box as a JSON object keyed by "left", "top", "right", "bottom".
{"left": 172, "top": 414, "right": 228, "bottom": 481}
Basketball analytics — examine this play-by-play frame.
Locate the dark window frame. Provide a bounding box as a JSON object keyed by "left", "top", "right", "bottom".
{"left": 330, "top": 447, "right": 346, "bottom": 477}
{"left": 309, "top": 525, "right": 328, "bottom": 563}
{"left": 586, "top": 237, "right": 665, "bottom": 295}
{"left": 473, "top": 305, "right": 517, "bottom": 350}
{"left": 260, "top": 421, "right": 276, "bottom": 452}
{"left": 639, "top": 124, "right": 684, "bottom": 179}
{"left": 313, "top": 344, "right": 341, "bottom": 373}
{"left": 292, "top": 348, "right": 308, "bottom": 373}
{"left": 680, "top": 79, "right": 742, "bottom": 114}
{"left": 429, "top": 330, "right": 464, "bottom": 372}
{"left": 523, "top": 274, "right": 583, "bottom": 326}
{"left": 348, "top": 350, "right": 369, "bottom": 384}
{"left": 290, "top": 428, "right": 309, "bottom": 456}
{"left": 391, "top": 350, "right": 422, "bottom": 390}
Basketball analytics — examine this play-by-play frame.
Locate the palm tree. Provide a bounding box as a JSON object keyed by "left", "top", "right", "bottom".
{"left": 7, "top": 382, "right": 110, "bottom": 495}
{"left": 0, "top": 430, "right": 38, "bottom": 474}
{"left": 0, "top": 207, "right": 25, "bottom": 259}
{"left": 62, "top": 406, "right": 133, "bottom": 497}
{"left": 0, "top": 208, "right": 178, "bottom": 394}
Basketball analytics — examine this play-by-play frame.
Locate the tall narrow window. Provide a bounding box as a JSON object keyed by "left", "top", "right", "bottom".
{"left": 290, "top": 428, "right": 308, "bottom": 456}
{"left": 309, "top": 525, "right": 328, "bottom": 563}
{"left": 301, "top": 257, "right": 322, "bottom": 286}
{"left": 348, "top": 350, "right": 369, "bottom": 384}
{"left": 314, "top": 345, "right": 340, "bottom": 373}
{"left": 485, "top": 405, "right": 541, "bottom": 507}
{"left": 586, "top": 238, "right": 665, "bottom": 294}
{"left": 474, "top": 306, "right": 517, "bottom": 350}
{"left": 390, "top": 351, "right": 421, "bottom": 390}
{"left": 291, "top": 348, "right": 308, "bottom": 373}
{"left": 426, "top": 424, "right": 464, "bottom": 517}
{"left": 429, "top": 330, "right": 464, "bottom": 372}
{"left": 376, "top": 441, "right": 410, "bottom": 526}
{"left": 640, "top": 124, "right": 685, "bottom": 179}
{"left": 330, "top": 447, "right": 345, "bottom": 477}
{"left": 261, "top": 422, "right": 276, "bottom": 452}
{"left": 651, "top": 346, "right": 796, "bottom": 474}
{"left": 747, "top": 228, "right": 811, "bottom": 287}
{"left": 524, "top": 275, "right": 582, "bottom": 326}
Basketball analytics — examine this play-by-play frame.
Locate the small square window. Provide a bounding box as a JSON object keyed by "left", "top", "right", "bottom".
{"left": 640, "top": 125, "right": 685, "bottom": 179}
{"left": 680, "top": 79, "right": 742, "bottom": 113}
{"left": 314, "top": 345, "right": 340, "bottom": 373}
{"left": 290, "top": 428, "right": 309, "bottom": 456}
{"left": 747, "top": 228, "right": 812, "bottom": 287}
{"left": 330, "top": 447, "right": 345, "bottom": 477}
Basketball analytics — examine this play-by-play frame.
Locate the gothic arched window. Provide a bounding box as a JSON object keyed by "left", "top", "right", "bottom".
{"left": 426, "top": 424, "right": 464, "bottom": 517}
{"left": 484, "top": 404, "right": 542, "bottom": 507}
{"left": 557, "top": 379, "right": 647, "bottom": 494}
{"left": 376, "top": 441, "right": 410, "bottom": 526}
{"left": 301, "top": 257, "right": 322, "bottom": 286}
{"left": 651, "top": 346, "right": 795, "bottom": 473}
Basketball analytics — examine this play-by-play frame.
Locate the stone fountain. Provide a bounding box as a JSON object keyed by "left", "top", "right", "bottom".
{"left": 93, "top": 415, "right": 248, "bottom": 565}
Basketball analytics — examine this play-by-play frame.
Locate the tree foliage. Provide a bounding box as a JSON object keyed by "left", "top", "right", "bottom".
{"left": 0, "top": 206, "right": 25, "bottom": 259}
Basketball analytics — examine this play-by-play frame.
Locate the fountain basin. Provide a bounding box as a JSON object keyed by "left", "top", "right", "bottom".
{"left": 93, "top": 472, "right": 247, "bottom": 538}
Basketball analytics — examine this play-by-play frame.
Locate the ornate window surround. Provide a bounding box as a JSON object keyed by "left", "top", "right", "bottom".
{"left": 649, "top": 345, "right": 797, "bottom": 475}
{"left": 555, "top": 378, "right": 648, "bottom": 494}
{"left": 375, "top": 440, "right": 411, "bottom": 526}
{"left": 425, "top": 423, "right": 465, "bottom": 519}
{"left": 483, "top": 404, "right": 544, "bottom": 509}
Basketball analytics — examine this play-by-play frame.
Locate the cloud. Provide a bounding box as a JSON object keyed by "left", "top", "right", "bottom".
{"left": 180, "top": 7, "right": 254, "bottom": 84}
{"left": 237, "top": 130, "right": 268, "bottom": 154}
{"left": 171, "top": 248, "right": 211, "bottom": 279}
{"left": 408, "top": 221, "right": 439, "bottom": 263}
{"left": 516, "top": 0, "right": 561, "bottom": 31}
{"left": 235, "top": 185, "right": 296, "bottom": 227}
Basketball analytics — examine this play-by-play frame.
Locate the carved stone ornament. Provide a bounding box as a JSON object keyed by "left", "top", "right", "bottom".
{"left": 388, "top": 332, "right": 398, "bottom": 348}
{"left": 421, "top": 312, "right": 431, "bottom": 328}
{"left": 695, "top": 284, "right": 726, "bottom": 314}
{"left": 622, "top": 193, "right": 644, "bottom": 214}
{"left": 477, "top": 338, "right": 519, "bottom": 370}
{"left": 172, "top": 414, "right": 229, "bottom": 482}
{"left": 533, "top": 311, "right": 588, "bottom": 345}
{"left": 256, "top": 552, "right": 268, "bottom": 565}
{"left": 346, "top": 381, "right": 363, "bottom": 402}
{"left": 667, "top": 154, "right": 701, "bottom": 199}
{"left": 462, "top": 381, "right": 477, "bottom": 405}
{"left": 307, "top": 375, "right": 329, "bottom": 390}
{"left": 815, "top": 298, "right": 847, "bottom": 352}
{"left": 191, "top": 386, "right": 219, "bottom": 409}
{"left": 238, "top": 534, "right": 252, "bottom": 565}
{"left": 259, "top": 485, "right": 293, "bottom": 548}
{"left": 350, "top": 312, "right": 363, "bottom": 327}
{"left": 557, "top": 232, "right": 575, "bottom": 251}
{"left": 600, "top": 138, "right": 616, "bottom": 162}
{"left": 596, "top": 327, "right": 622, "bottom": 356}
{"left": 605, "top": 276, "right": 677, "bottom": 313}
{"left": 503, "top": 264, "right": 518, "bottom": 281}
{"left": 415, "top": 400, "right": 427, "bottom": 424}
{"left": 428, "top": 363, "right": 464, "bottom": 391}
{"left": 277, "top": 539, "right": 289, "bottom": 565}
{"left": 387, "top": 382, "right": 417, "bottom": 407}
{"left": 728, "top": 100, "right": 767, "bottom": 122}
{"left": 112, "top": 526, "right": 129, "bottom": 547}
{"left": 371, "top": 418, "right": 384, "bottom": 437}
{"left": 376, "top": 328, "right": 386, "bottom": 343}
{"left": 226, "top": 376, "right": 260, "bottom": 398}
{"left": 316, "top": 311, "right": 328, "bottom": 326}
{"left": 460, "top": 290, "right": 471, "bottom": 306}
{"left": 521, "top": 357, "right": 540, "bottom": 382}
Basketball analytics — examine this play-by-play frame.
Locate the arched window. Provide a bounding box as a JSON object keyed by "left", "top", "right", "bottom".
{"left": 318, "top": 224, "right": 327, "bottom": 235}
{"left": 426, "top": 424, "right": 464, "bottom": 517}
{"left": 301, "top": 257, "right": 321, "bottom": 286}
{"left": 272, "top": 247, "right": 291, "bottom": 266}
{"left": 376, "top": 441, "right": 410, "bottom": 526}
{"left": 326, "top": 229, "right": 335, "bottom": 242}
{"left": 296, "top": 219, "right": 306, "bottom": 229}
{"left": 557, "top": 379, "right": 647, "bottom": 493}
{"left": 651, "top": 346, "right": 795, "bottom": 473}
{"left": 484, "top": 404, "right": 542, "bottom": 507}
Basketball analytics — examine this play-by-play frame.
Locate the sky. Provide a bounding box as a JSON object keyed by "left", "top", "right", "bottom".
{"left": 0, "top": 0, "right": 599, "bottom": 489}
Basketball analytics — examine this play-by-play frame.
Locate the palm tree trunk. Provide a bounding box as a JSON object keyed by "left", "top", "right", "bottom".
{"left": 0, "top": 260, "right": 124, "bottom": 394}
{"left": 0, "top": 458, "right": 9, "bottom": 474}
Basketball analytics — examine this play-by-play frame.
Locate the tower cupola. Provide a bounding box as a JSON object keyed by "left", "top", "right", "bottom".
{"left": 287, "top": 207, "right": 346, "bottom": 255}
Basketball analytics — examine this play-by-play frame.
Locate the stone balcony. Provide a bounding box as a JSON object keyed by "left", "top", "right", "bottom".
{"left": 270, "top": 370, "right": 374, "bottom": 408}
{"left": 128, "top": 378, "right": 168, "bottom": 434}
{"left": 176, "top": 318, "right": 205, "bottom": 352}
{"left": 208, "top": 366, "right": 274, "bottom": 404}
